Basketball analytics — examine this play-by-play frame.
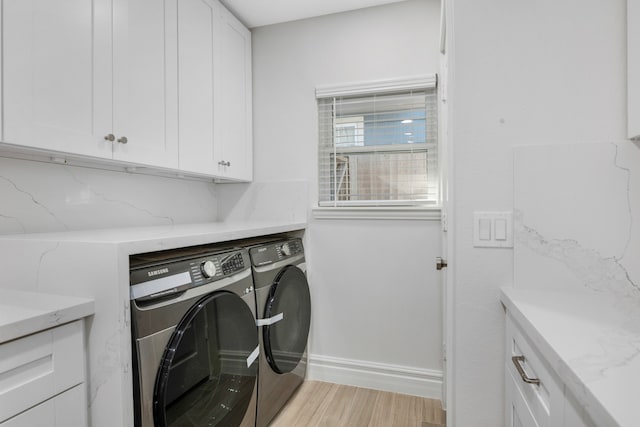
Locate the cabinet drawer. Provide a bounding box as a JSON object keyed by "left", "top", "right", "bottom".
{"left": 505, "top": 314, "right": 562, "bottom": 427}
{"left": 506, "top": 367, "right": 538, "bottom": 427}
{"left": 0, "top": 321, "right": 85, "bottom": 422}
{"left": 0, "top": 383, "right": 87, "bottom": 427}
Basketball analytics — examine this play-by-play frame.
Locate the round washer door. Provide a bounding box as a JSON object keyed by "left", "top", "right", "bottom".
{"left": 263, "top": 265, "right": 311, "bottom": 374}
{"left": 153, "top": 291, "right": 258, "bottom": 427}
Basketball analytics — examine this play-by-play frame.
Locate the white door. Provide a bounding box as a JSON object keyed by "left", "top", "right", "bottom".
{"left": 628, "top": 0, "right": 640, "bottom": 139}
{"left": 214, "top": 3, "right": 253, "bottom": 181}
{"left": 2, "top": 0, "right": 112, "bottom": 158}
{"left": 177, "top": 0, "right": 217, "bottom": 176}
{"left": 439, "top": 0, "right": 454, "bottom": 417}
{"left": 439, "top": 97, "right": 452, "bottom": 412}
{"left": 112, "top": 0, "right": 179, "bottom": 168}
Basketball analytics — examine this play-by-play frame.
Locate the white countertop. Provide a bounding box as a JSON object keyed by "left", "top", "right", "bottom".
{"left": 0, "top": 289, "right": 94, "bottom": 343}
{"left": 0, "top": 220, "right": 307, "bottom": 254}
{"left": 501, "top": 287, "right": 640, "bottom": 427}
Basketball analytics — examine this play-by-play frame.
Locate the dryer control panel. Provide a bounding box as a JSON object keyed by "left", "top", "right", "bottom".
{"left": 249, "top": 238, "right": 304, "bottom": 267}
{"left": 129, "top": 248, "right": 249, "bottom": 301}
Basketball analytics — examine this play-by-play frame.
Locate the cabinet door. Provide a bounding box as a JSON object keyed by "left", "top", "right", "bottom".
{"left": 1, "top": 384, "right": 86, "bottom": 427}
{"left": 0, "top": 320, "right": 84, "bottom": 422}
{"left": 112, "top": 0, "right": 179, "bottom": 168}
{"left": 564, "top": 390, "right": 597, "bottom": 427}
{"left": 214, "top": 3, "right": 253, "bottom": 181}
{"left": 2, "top": 0, "right": 112, "bottom": 158}
{"left": 629, "top": 0, "right": 640, "bottom": 139}
{"left": 506, "top": 369, "right": 538, "bottom": 427}
{"left": 506, "top": 314, "right": 564, "bottom": 427}
{"left": 177, "top": 0, "right": 218, "bottom": 175}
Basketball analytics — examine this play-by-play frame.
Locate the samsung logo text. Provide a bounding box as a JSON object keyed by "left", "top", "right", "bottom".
{"left": 148, "top": 268, "right": 169, "bottom": 277}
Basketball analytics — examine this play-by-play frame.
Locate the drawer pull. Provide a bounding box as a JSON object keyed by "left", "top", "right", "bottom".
{"left": 512, "top": 355, "right": 540, "bottom": 385}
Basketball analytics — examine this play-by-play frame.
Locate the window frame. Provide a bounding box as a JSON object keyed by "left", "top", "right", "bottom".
{"left": 314, "top": 75, "right": 440, "bottom": 219}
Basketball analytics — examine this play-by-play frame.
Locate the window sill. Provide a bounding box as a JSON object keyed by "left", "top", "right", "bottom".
{"left": 312, "top": 206, "right": 441, "bottom": 221}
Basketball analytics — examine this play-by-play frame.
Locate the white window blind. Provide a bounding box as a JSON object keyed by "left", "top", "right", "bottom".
{"left": 317, "top": 78, "right": 438, "bottom": 207}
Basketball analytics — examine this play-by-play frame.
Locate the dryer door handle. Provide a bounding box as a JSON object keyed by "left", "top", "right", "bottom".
{"left": 256, "top": 312, "right": 284, "bottom": 326}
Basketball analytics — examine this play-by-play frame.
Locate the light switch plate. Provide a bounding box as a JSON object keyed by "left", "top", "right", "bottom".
{"left": 478, "top": 218, "right": 492, "bottom": 240}
{"left": 494, "top": 219, "right": 507, "bottom": 240}
{"left": 473, "top": 211, "right": 513, "bottom": 248}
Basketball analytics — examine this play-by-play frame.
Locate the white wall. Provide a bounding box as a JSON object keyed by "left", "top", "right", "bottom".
{"left": 447, "top": 0, "right": 627, "bottom": 425}
{"left": 248, "top": 0, "right": 444, "bottom": 397}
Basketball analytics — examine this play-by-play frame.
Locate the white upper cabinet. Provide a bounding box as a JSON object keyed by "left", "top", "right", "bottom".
{"left": 112, "top": 0, "right": 179, "bottom": 168}
{"left": 178, "top": 0, "right": 217, "bottom": 176}
{"left": 2, "top": 0, "right": 178, "bottom": 168}
{"left": 629, "top": 0, "right": 640, "bottom": 139}
{"left": 2, "top": 0, "right": 112, "bottom": 158}
{"left": 178, "top": 0, "right": 252, "bottom": 181}
{"left": 1, "top": 0, "right": 251, "bottom": 180}
{"left": 214, "top": 3, "right": 253, "bottom": 181}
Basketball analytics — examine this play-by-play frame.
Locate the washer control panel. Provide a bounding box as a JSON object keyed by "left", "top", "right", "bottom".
{"left": 200, "top": 260, "right": 217, "bottom": 278}
{"left": 130, "top": 248, "right": 248, "bottom": 301}
{"left": 220, "top": 251, "right": 245, "bottom": 275}
{"left": 249, "top": 238, "right": 304, "bottom": 267}
{"left": 189, "top": 251, "right": 246, "bottom": 285}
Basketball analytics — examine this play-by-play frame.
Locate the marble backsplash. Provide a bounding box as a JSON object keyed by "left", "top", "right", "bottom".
{"left": 513, "top": 141, "right": 640, "bottom": 297}
{"left": 0, "top": 156, "right": 309, "bottom": 236}
{"left": 0, "top": 156, "right": 220, "bottom": 234}
{"left": 214, "top": 179, "right": 309, "bottom": 223}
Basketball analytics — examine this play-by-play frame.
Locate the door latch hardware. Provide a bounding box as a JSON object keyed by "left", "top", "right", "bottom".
{"left": 436, "top": 257, "right": 448, "bottom": 270}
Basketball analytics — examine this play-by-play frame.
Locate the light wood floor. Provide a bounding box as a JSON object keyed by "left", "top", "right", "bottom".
{"left": 269, "top": 381, "right": 446, "bottom": 427}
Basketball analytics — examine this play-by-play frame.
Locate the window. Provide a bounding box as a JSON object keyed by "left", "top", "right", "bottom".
{"left": 317, "top": 76, "right": 438, "bottom": 208}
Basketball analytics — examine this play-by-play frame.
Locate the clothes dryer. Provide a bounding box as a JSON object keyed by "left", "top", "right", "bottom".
{"left": 129, "top": 246, "right": 259, "bottom": 427}
{"left": 247, "top": 237, "right": 311, "bottom": 427}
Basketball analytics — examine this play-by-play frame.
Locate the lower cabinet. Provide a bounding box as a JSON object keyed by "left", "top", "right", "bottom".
{"left": 506, "top": 369, "right": 541, "bottom": 427}
{"left": 505, "top": 313, "right": 596, "bottom": 427}
{"left": 0, "top": 320, "right": 87, "bottom": 427}
{"left": 505, "top": 313, "right": 563, "bottom": 427}
{"left": 1, "top": 385, "right": 87, "bottom": 427}
{"left": 563, "top": 389, "right": 598, "bottom": 427}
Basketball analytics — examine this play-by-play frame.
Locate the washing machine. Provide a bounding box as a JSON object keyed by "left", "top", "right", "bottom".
{"left": 129, "top": 246, "right": 259, "bottom": 427}
{"left": 247, "top": 237, "right": 311, "bottom": 427}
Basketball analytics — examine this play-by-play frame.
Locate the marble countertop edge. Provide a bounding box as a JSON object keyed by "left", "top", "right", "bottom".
{"left": 0, "top": 289, "right": 95, "bottom": 344}
{"left": 0, "top": 220, "right": 307, "bottom": 254}
{"left": 0, "top": 220, "right": 307, "bottom": 243}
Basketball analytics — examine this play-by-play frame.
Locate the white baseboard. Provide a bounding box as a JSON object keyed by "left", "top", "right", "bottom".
{"left": 306, "top": 353, "right": 443, "bottom": 400}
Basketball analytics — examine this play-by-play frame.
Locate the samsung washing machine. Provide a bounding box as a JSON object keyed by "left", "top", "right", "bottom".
{"left": 129, "top": 246, "right": 259, "bottom": 427}
{"left": 247, "top": 237, "right": 311, "bottom": 427}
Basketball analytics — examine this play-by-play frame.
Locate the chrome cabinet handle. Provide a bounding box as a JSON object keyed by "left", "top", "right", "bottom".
{"left": 512, "top": 355, "right": 540, "bottom": 385}
{"left": 117, "top": 136, "right": 128, "bottom": 144}
{"left": 218, "top": 161, "right": 231, "bottom": 167}
{"left": 104, "top": 134, "right": 115, "bottom": 142}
